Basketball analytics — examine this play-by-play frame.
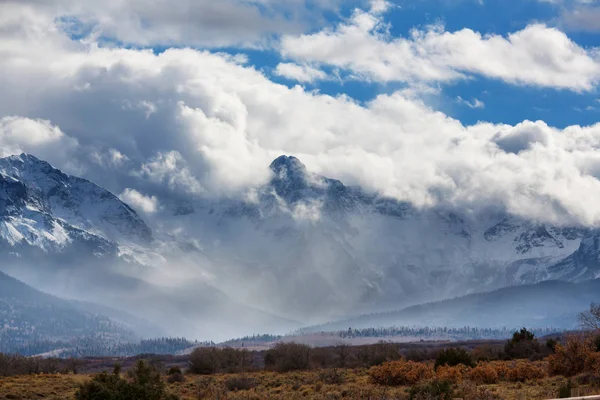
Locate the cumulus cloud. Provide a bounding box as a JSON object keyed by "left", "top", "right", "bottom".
{"left": 2, "top": 4, "right": 600, "bottom": 227}
{"left": 91, "top": 148, "right": 130, "bottom": 168}
{"left": 274, "top": 63, "right": 328, "bottom": 83}
{"left": 279, "top": 6, "right": 600, "bottom": 91}
{"left": 0, "top": 116, "right": 79, "bottom": 167}
{"left": 119, "top": 188, "right": 159, "bottom": 213}
{"left": 0, "top": 0, "right": 343, "bottom": 48}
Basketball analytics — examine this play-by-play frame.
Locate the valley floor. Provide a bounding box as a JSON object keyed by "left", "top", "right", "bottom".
{"left": 0, "top": 370, "right": 598, "bottom": 400}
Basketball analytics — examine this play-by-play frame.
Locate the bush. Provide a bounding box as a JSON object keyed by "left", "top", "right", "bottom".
{"left": 548, "top": 335, "right": 596, "bottom": 377}
{"left": 436, "top": 365, "right": 468, "bottom": 383}
{"left": 166, "top": 366, "right": 184, "bottom": 384}
{"left": 595, "top": 335, "right": 600, "bottom": 352}
{"left": 357, "top": 342, "right": 401, "bottom": 367}
{"left": 468, "top": 363, "right": 499, "bottom": 384}
{"left": 585, "top": 352, "right": 600, "bottom": 376}
{"left": 318, "top": 368, "right": 345, "bottom": 385}
{"left": 264, "top": 343, "right": 311, "bottom": 372}
{"left": 408, "top": 379, "right": 452, "bottom": 400}
{"left": 504, "top": 328, "right": 543, "bottom": 359}
{"left": 434, "top": 348, "right": 475, "bottom": 370}
{"left": 369, "top": 359, "right": 434, "bottom": 386}
{"left": 224, "top": 376, "right": 256, "bottom": 391}
{"left": 456, "top": 382, "right": 502, "bottom": 400}
{"left": 505, "top": 361, "right": 547, "bottom": 382}
{"left": 188, "top": 347, "right": 251, "bottom": 375}
{"left": 76, "top": 361, "right": 178, "bottom": 400}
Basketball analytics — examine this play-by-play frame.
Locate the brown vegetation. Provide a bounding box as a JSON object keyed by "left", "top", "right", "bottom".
{"left": 2, "top": 324, "right": 600, "bottom": 399}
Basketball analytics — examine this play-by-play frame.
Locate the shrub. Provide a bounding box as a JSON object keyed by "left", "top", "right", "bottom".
{"left": 436, "top": 365, "right": 468, "bottom": 384}
{"left": 472, "top": 344, "right": 505, "bottom": 362}
{"left": 456, "top": 382, "right": 502, "bottom": 400}
{"left": 188, "top": 347, "right": 251, "bottom": 375}
{"left": 166, "top": 366, "right": 184, "bottom": 384}
{"left": 357, "top": 342, "right": 401, "bottom": 367}
{"left": 585, "top": 352, "right": 600, "bottom": 376}
{"left": 408, "top": 379, "right": 452, "bottom": 400}
{"left": 188, "top": 348, "right": 220, "bottom": 375}
{"left": 224, "top": 376, "right": 257, "bottom": 391}
{"left": 264, "top": 343, "right": 311, "bottom": 372}
{"left": 468, "top": 363, "right": 499, "bottom": 384}
{"left": 318, "top": 368, "right": 345, "bottom": 385}
{"left": 505, "top": 361, "right": 547, "bottom": 382}
{"left": 434, "top": 348, "right": 475, "bottom": 370}
{"left": 504, "top": 328, "right": 543, "bottom": 359}
{"left": 369, "top": 359, "right": 434, "bottom": 386}
{"left": 76, "top": 361, "right": 179, "bottom": 400}
{"left": 546, "top": 339, "right": 558, "bottom": 353}
{"left": 548, "top": 335, "right": 596, "bottom": 377}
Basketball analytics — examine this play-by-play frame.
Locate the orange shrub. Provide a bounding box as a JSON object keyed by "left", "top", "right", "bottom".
{"left": 368, "top": 359, "right": 434, "bottom": 386}
{"left": 584, "top": 352, "right": 600, "bottom": 376}
{"left": 548, "top": 335, "right": 596, "bottom": 377}
{"left": 489, "top": 361, "right": 510, "bottom": 381}
{"left": 468, "top": 363, "right": 499, "bottom": 384}
{"left": 436, "top": 364, "right": 469, "bottom": 383}
{"left": 505, "top": 361, "right": 547, "bottom": 382}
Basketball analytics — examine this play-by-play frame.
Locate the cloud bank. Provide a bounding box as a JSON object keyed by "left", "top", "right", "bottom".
{"left": 280, "top": 5, "right": 600, "bottom": 91}
{"left": 1, "top": 2, "right": 600, "bottom": 226}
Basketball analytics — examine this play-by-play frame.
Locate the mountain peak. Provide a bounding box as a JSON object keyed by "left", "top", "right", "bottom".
{"left": 269, "top": 155, "right": 307, "bottom": 178}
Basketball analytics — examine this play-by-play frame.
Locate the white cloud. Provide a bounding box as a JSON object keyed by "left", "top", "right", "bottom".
{"left": 91, "top": 148, "right": 130, "bottom": 168}
{"left": 456, "top": 96, "right": 485, "bottom": 109}
{"left": 119, "top": 188, "right": 159, "bottom": 213}
{"left": 274, "top": 63, "right": 328, "bottom": 83}
{"left": 3, "top": 5, "right": 600, "bottom": 227}
{"left": 135, "top": 151, "right": 205, "bottom": 195}
{"left": 0, "top": 116, "right": 79, "bottom": 166}
{"left": 280, "top": 6, "right": 600, "bottom": 91}
{"left": 0, "top": 0, "right": 342, "bottom": 48}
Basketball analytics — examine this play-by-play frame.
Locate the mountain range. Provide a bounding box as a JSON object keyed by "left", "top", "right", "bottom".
{"left": 0, "top": 153, "right": 598, "bottom": 345}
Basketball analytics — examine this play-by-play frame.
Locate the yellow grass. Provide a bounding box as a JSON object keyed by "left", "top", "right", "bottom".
{"left": 0, "top": 364, "right": 599, "bottom": 400}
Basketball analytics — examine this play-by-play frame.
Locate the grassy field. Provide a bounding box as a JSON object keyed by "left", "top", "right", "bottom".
{"left": 1, "top": 367, "right": 598, "bottom": 400}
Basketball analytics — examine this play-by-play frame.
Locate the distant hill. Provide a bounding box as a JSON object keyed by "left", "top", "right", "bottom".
{"left": 304, "top": 279, "right": 600, "bottom": 333}
{"left": 0, "top": 270, "right": 139, "bottom": 355}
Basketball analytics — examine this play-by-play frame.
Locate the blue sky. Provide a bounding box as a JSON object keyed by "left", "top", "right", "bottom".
{"left": 67, "top": 0, "right": 599, "bottom": 128}
{"left": 258, "top": 0, "right": 599, "bottom": 128}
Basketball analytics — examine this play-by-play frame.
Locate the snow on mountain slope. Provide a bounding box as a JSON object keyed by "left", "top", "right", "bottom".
{"left": 157, "top": 155, "right": 595, "bottom": 322}
{"left": 0, "top": 153, "right": 596, "bottom": 328}
{"left": 0, "top": 153, "right": 152, "bottom": 262}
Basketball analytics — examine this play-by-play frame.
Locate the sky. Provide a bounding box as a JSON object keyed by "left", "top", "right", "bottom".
{"left": 1, "top": 0, "right": 600, "bottom": 226}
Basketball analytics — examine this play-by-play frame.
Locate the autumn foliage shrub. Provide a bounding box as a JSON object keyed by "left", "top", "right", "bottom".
{"left": 505, "top": 361, "right": 547, "bottom": 382}
{"left": 369, "top": 359, "right": 434, "bottom": 386}
{"left": 548, "top": 335, "right": 596, "bottom": 377}
{"left": 468, "top": 363, "right": 500, "bottom": 384}
{"left": 436, "top": 364, "right": 469, "bottom": 383}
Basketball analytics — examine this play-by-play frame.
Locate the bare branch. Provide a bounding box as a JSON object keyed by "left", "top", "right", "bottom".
{"left": 579, "top": 302, "right": 600, "bottom": 331}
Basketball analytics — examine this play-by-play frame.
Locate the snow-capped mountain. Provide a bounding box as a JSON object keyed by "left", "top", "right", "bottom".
{"left": 160, "top": 155, "right": 598, "bottom": 322}
{"left": 0, "top": 153, "right": 152, "bottom": 263}
{"left": 0, "top": 153, "right": 597, "bottom": 330}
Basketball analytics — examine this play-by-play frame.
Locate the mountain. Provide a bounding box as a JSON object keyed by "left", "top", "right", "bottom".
{"left": 0, "top": 154, "right": 297, "bottom": 342}
{"left": 0, "top": 153, "right": 598, "bottom": 337}
{"left": 0, "top": 153, "right": 153, "bottom": 266}
{"left": 160, "top": 155, "right": 599, "bottom": 322}
{"left": 302, "top": 279, "right": 600, "bottom": 332}
{"left": 0, "top": 269, "right": 138, "bottom": 355}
